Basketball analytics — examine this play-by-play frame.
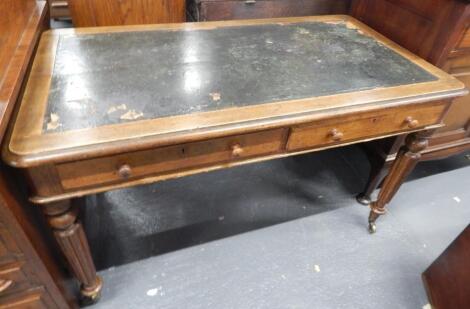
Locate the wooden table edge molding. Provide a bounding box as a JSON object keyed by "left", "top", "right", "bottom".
{"left": 1, "top": 15, "right": 467, "bottom": 304}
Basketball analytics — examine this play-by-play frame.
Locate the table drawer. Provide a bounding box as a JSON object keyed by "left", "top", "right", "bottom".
{"left": 57, "top": 129, "right": 286, "bottom": 190}
{"left": 287, "top": 103, "right": 446, "bottom": 151}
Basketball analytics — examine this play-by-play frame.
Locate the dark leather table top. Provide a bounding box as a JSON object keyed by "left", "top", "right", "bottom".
{"left": 44, "top": 21, "right": 436, "bottom": 132}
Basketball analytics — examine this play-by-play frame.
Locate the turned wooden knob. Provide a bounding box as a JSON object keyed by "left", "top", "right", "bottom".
{"left": 118, "top": 164, "right": 132, "bottom": 179}
{"left": 405, "top": 116, "right": 419, "bottom": 128}
{"left": 329, "top": 128, "right": 344, "bottom": 141}
{"left": 231, "top": 143, "right": 244, "bottom": 157}
{"left": 0, "top": 279, "right": 12, "bottom": 293}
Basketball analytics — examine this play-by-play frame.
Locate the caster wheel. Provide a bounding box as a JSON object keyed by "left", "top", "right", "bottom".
{"left": 356, "top": 194, "right": 371, "bottom": 206}
{"left": 80, "top": 276, "right": 103, "bottom": 307}
{"left": 80, "top": 291, "right": 101, "bottom": 307}
{"left": 368, "top": 222, "right": 377, "bottom": 234}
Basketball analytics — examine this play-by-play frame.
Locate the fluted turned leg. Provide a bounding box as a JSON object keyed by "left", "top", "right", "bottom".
{"left": 42, "top": 200, "right": 102, "bottom": 304}
{"left": 368, "top": 131, "right": 432, "bottom": 233}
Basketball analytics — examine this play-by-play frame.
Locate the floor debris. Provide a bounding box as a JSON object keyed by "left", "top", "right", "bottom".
{"left": 120, "top": 109, "right": 144, "bottom": 120}
{"left": 146, "top": 286, "right": 162, "bottom": 297}
{"left": 209, "top": 92, "right": 221, "bottom": 101}
{"left": 107, "top": 104, "right": 127, "bottom": 114}
{"left": 46, "top": 113, "right": 61, "bottom": 130}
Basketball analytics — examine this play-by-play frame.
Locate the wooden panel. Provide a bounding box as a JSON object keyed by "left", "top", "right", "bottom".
{"left": 439, "top": 51, "right": 470, "bottom": 134}
{"left": 422, "top": 225, "right": 470, "bottom": 309}
{"left": 49, "top": 0, "right": 70, "bottom": 19}
{"left": 456, "top": 26, "right": 470, "bottom": 50}
{"left": 0, "top": 0, "right": 48, "bottom": 141}
{"left": 0, "top": 289, "right": 49, "bottom": 309}
{"left": 0, "top": 261, "right": 33, "bottom": 296}
{"left": 445, "top": 54, "right": 470, "bottom": 75}
{"left": 350, "top": 0, "right": 467, "bottom": 66}
{"left": 191, "top": 0, "right": 350, "bottom": 21}
{"left": 56, "top": 129, "right": 285, "bottom": 190}
{"left": 69, "top": 0, "right": 186, "bottom": 27}
{"left": 351, "top": 0, "right": 441, "bottom": 58}
{"left": 0, "top": 225, "right": 22, "bottom": 265}
{"left": 287, "top": 103, "right": 446, "bottom": 151}
{"left": 437, "top": 74, "right": 470, "bottom": 133}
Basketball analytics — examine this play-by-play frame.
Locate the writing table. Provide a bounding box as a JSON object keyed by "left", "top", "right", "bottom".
{"left": 2, "top": 15, "right": 467, "bottom": 303}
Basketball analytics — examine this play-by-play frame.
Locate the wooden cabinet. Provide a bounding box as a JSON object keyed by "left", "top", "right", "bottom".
{"left": 0, "top": 171, "right": 72, "bottom": 308}
{"left": 0, "top": 0, "right": 73, "bottom": 308}
{"left": 351, "top": 0, "right": 470, "bottom": 205}
{"left": 188, "top": 0, "right": 351, "bottom": 21}
{"left": 69, "top": 0, "right": 186, "bottom": 27}
{"left": 422, "top": 225, "right": 470, "bottom": 309}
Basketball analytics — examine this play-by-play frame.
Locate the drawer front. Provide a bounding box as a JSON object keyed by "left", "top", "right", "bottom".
{"left": 0, "top": 289, "right": 49, "bottom": 309}
{"left": 0, "top": 261, "right": 32, "bottom": 297}
{"left": 287, "top": 103, "right": 447, "bottom": 151}
{"left": 0, "top": 225, "right": 21, "bottom": 265}
{"left": 196, "top": 0, "right": 350, "bottom": 21}
{"left": 57, "top": 129, "right": 286, "bottom": 190}
{"left": 444, "top": 54, "right": 470, "bottom": 75}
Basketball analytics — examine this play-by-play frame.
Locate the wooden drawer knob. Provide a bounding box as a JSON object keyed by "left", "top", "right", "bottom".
{"left": 231, "top": 143, "right": 244, "bottom": 157}
{"left": 118, "top": 164, "right": 132, "bottom": 179}
{"left": 328, "top": 128, "right": 344, "bottom": 141}
{"left": 405, "top": 116, "right": 419, "bottom": 128}
{"left": 0, "top": 279, "right": 12, "bottom": 293}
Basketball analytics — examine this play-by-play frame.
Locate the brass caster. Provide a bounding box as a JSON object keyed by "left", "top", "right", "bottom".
{"left": 356, "top": 193, "right": 371, "bottom": 206}
{"left": 80, "top": 290, "right": 101, "bottom": 307}
{"left": 368, "top": 222, "right": 377, "bottom": 234}
{"left": 80, "top": 276, "right": 103, "bottom": 307}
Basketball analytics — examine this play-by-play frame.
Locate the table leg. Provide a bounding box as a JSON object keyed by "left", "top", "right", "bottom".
{"left": 42, "top": 199, "right": 102, "bottom": 304}
{"left": 368, "top": 130, "right": 432, "bottom": 233}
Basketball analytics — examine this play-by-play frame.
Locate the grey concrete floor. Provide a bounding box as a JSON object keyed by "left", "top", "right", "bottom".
{"left": 80, "top": 145, "right": 470, "bottom": 309}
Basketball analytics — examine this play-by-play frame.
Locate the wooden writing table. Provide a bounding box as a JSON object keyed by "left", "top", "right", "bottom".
{"left": 2, "top": 15, "right": 466, "bottom": 303}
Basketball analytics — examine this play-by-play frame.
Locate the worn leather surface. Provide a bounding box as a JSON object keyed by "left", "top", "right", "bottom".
{"left": 45, "top": 21, "right": 436, "bottom": 132}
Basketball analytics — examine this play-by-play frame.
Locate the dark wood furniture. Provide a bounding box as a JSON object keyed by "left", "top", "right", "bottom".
{"left": 68, "top": 0, "right": 186, "bottom": 27}
{"left": 0, "top": 0, "right": 73, "bottom": 308}
{"left": 187, "top": 0, "right": 351, "bottom": 21}
{"left": 422, "top": 225, "right": 470, "bottom": 309}
{"left": 351, "top": 0, "right": 470, "bottom": 205}
{"left": 2, "top": 16, "right": 466, "bottom": 303}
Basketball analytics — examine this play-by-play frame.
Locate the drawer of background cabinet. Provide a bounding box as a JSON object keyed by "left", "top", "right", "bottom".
{"left": 0, "top": 288, "right": 49, "bottom": 309}
{"left": 455, "top": 26, "right": 470, "bottom": 51}
{"left": 56, "top": 128, "right": 286, "bottom": 190}
{"left": 287, "top": 102, "right": 447, "bottom": 151}
{"left": 188, "top": 0, "right": 350, "bottom": 21}
{"left": 444, "top": 53, "right": 470, "bottom": 76}
{"left": 0, "top": 261, "right": 33, "bottom": 296}
{"left": 0, "top": 225, "right": 22, "bottom": 265}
